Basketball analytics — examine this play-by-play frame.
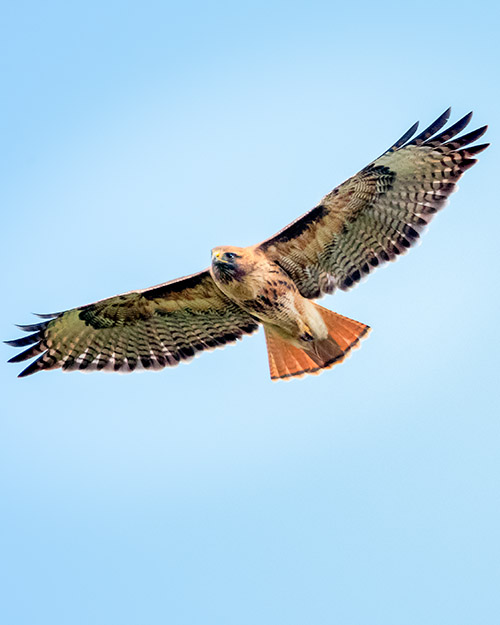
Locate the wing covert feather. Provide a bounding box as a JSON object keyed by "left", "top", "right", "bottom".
{"left": 7, "top": 270, "right": 259, "bottom": 376}
{"left": 259, "top": 110, "right": 488, "bottom": 298}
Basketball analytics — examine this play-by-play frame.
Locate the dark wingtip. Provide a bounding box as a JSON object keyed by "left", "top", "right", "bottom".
{"left": 466, "top": 142, "right": 490, "bottom": 155}
{"left": 388, "top": 120, "right": 419, "bottom": 152}
{"left": 16, "top": 321, "right": 50, "bottom": 332}
{"left": 377, "top": 119, "right": 419, "bottom": 159}
{"left": 17, "top": 358, "right": 44, "bottom": 378}
{"left": 4, "top": 333, "right": 40, "bottom": 347}
{"left": 407, "top": 107, "right": 452, "bottom": 146}
{"left": 435, "top": 106, "right": 453, "bottom": 127}
{"left": 470, "top": 124, "right": 488, "bottom": 139}
{"left": 425, "top": 111, "right": 476, "bottom": 146}
{"left": 444, "top": 124, "right": 488, "bottom": 149}
{"left": 442, "top": 107, "right": 453, "bottom": 122}
{"left": 7, "top": 341, "right": 44, "bottom": 363}
{"left": 33, "top": 312, "right": 61, "bottom": 319}
{"left": 8, "top": 354, "right": 24, "bottom": 364}
{"left": 463, "top": 111, "right": 474, "bottom": 124}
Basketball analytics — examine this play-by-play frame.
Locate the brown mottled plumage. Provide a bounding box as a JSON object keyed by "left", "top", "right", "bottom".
{"left": 7, "top": 108, "right": 488, "bottom": 380}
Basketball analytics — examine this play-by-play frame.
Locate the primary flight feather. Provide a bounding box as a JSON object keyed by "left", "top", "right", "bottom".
{"left": 7, "top": 108, "right": 488, "bottom": 380}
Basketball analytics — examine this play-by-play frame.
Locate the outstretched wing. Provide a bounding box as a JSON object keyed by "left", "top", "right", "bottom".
{"left": 258, "top": 108, "right": 489, "bottom": 298}
{"left": 7, "top": 270, "right": 259, "bottom": 377}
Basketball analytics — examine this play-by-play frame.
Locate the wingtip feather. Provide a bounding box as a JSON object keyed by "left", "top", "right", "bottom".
{"left": 33, "top": 312, "right": 61, "bottom": 319}
{"left": 17, "top": 357, "right": 44, "bottom": 377}
{"left": 407, "top": 107, "right": 452, "bottom": 146}
{"left": 4, "top": 333, "right": 40, "bottom": 348}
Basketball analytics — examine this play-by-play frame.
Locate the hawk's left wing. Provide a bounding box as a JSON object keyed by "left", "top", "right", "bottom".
{"left": 258, "top": 109, "right": 488, "bottom": 298}
{"left": 7, "top": 270, "right": 259, "bottom": 377}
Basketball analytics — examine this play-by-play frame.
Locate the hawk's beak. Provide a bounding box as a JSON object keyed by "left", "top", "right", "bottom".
{"left": 213, "top": 250, "right": 221, "bottom": 260}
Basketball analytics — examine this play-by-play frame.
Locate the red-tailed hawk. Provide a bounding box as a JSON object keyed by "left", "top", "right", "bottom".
{"left": 7, "top": 108, "right": 488, "bottom": 380}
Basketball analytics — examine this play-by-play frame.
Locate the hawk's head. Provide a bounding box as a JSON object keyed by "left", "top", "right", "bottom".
{"left": 210, "top": 246, "right": 247, "bottom": 284}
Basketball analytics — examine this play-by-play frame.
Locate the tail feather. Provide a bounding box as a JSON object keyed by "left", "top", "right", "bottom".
{"left": 265, "top": 305, "right": 370, "bottom": 381}
{"left": 317, "top": 306, "right": 370, "bottom": 352}
{"left": 265, "top": 331, "right": 322, "bottom": 380}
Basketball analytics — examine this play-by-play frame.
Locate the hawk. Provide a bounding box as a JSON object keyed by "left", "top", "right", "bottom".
{"left": 7, "top": 108, "right": 488, "bottom": 380}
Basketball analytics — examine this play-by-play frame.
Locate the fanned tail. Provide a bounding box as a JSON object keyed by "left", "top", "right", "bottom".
{"left": 265, "top": 305, "right": 370, "bottom": 381}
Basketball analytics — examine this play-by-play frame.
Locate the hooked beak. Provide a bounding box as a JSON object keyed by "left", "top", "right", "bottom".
{"left": 212, "top": 249, "right": 226, "bottom": 263}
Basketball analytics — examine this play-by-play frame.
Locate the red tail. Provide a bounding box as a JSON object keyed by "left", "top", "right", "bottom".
{"left": 265, "top": 304, "right": 370, "bottom": 381}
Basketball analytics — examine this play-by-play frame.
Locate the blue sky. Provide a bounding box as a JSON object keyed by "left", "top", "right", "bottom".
{"left": 1, "top": 1, "right": 499, "bottom": 623}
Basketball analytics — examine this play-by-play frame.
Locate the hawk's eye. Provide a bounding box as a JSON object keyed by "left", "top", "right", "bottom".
{"left": 224, "top": 252, "right": 237, "bottom": 260}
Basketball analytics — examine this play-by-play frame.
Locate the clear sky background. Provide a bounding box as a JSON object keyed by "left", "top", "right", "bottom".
{"left": 1, "top": 2, "right": 499, "bottom": 624}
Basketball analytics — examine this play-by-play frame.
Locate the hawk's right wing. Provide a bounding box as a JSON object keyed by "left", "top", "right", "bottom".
{"left": 7, "top": 270, "right": 259, "bottom": 377}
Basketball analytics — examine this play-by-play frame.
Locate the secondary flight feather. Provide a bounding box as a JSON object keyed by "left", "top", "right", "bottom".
{"left": 7, "top": 108, "right": 488, "bottom": 380}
